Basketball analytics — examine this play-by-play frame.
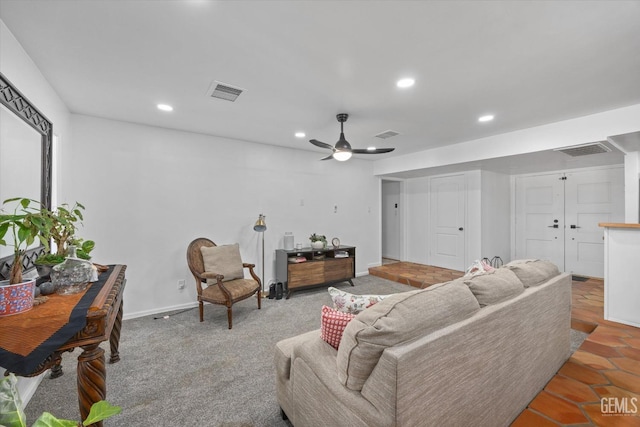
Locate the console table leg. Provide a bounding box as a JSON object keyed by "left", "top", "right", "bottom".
{"left": 77, "top": 343, "right": 106, "bottom": 427}
{"left": 348, "top": 279, "right": 355, "bottom": 287}
{"left": 49, "top": 352, "right": 64, "bottom": 378}
{"left": 109, "top": 299, "right": 123, "bottom": 364}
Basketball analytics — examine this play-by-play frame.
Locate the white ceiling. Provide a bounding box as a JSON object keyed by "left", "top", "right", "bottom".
{"left": 1, "top": 0, "right": 640, "bottom": 165}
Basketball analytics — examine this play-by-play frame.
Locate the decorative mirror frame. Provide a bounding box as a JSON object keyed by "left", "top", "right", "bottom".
{"left": 0, "top": 72, "right": 53, "bottom": 279}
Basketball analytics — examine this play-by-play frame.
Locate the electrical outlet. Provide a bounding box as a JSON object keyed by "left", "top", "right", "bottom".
{"left": 177, "top": 279, "right": 185, "bottom": 290}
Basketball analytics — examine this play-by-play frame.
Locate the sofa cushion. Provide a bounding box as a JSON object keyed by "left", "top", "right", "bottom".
{"left": 504, "top": 259, "right": 560, "bottom": 287}
{"left": 320, "top": 306, "right": 356, "bottom": 349}
{"left": 327, "top": 287, "right": 391, "bottom": 314}
{"left": 200, "top": 243, "right": 244, "bottom": 283}
{"left": 463, "top": 268, "right": 525, "bottom": 307}
{"left": 337, "top": 281, "right": 481, "bottom": 391}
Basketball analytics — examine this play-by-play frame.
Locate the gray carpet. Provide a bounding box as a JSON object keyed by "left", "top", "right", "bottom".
{"left": 24, "top": 275, "right": 588, "bottom": 426}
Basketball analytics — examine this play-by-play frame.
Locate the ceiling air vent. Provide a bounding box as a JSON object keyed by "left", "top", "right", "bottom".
{"left": 207, "top": 81, "right": 244, "bottom": 102}
{"left": 554, "top": 141, "right": 611, "bottom": 157}
{"left": 375, "top": 130, "right": 400, "bottom": 139}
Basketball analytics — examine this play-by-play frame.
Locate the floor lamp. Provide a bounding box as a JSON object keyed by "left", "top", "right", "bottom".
{"left": 253, "top": 214, "right": 267, "bottom": 291}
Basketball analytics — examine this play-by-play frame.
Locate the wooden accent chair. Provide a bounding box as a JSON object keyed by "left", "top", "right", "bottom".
{"left": 187, "top": 238, "right": 261, "bottom": 329}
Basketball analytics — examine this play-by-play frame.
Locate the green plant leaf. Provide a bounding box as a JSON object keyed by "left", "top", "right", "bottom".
{"left": 81, "top": 401, "right": 121, "bottom": 425}
{"left": 81, "top": 240, "right": 95, "bottom": 253}
{"left": 0, "top": 222, "right": 9, "bottom": 239}
{"left": 0, "top": 374, "right": 27, "bottom": 427}
{"left": 31, "top": 412, "right": 77, "bottom": 427}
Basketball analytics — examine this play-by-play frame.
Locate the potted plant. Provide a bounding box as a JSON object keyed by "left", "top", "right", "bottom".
{"left": 34, "top": 202, "right": 95, "bottom": 277}
{"left": 0, "top": 198, "right": 52, "bottom": 316}
{"left": 309, "top": 233, "right": 327, "bottom": 249}
{"left": 0, "top": 373, "right": 121, "bottom": 427}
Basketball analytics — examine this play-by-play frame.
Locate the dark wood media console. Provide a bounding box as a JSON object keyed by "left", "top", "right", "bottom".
{"left": 275, "top": 246, "right": 355, "bottom": 298}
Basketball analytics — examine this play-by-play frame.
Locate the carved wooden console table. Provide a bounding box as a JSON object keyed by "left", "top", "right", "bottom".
{"left": 0, "top": 264, "right": 126, "bottom": 427}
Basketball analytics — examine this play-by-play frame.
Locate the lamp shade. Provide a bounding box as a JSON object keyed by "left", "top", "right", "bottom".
{"left": 253, "top": 214, "right": 267, "bottom": 232}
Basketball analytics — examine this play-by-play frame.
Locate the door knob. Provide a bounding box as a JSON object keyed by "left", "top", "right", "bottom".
{"left": 570, "top": 225, "right": 581, "bottom": 229}
{"left": 547, "top": 224, "right": 559, "bottom": 228}
{"left": 458, "top": 227, "right": 464, "bottom": 231}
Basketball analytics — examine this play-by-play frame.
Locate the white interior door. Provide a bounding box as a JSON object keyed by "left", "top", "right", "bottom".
{"left": 429, "top": 174, "right": 465, "bottom": 271}
{"left": 514, "top": 174, "right": 565, "bottom": 270}
{"left": 564, "top": 168, "right": 624, "bottom": 277}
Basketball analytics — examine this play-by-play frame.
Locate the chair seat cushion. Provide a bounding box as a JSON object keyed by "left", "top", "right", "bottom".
{"left": 201, "top": 278, "right": 260, "bottom": 303}
{"left": 200, "top": 243, "right": 244, "bottom": 283}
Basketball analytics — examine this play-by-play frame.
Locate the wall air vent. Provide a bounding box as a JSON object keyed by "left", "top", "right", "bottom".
{"left": 207, "top": 81, "right": 244, "bottom": 102}
{"left": 554, "top": 141, "right": 611, "bottom": 157}
{"left": 375, "top": 130, "right": 400, "bottom": 139}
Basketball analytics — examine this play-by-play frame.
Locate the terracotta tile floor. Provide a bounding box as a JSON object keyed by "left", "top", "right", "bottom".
{"left": 369, "top": 262, "right": 640, "bottom": 426}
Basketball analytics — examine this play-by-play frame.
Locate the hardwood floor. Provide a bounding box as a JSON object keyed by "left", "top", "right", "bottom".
{"left": 369, "top": 262, "right": 640, "bottom": 426}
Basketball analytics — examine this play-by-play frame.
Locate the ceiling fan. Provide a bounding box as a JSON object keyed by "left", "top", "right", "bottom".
{"left": 309, "top": 113, "right": 395, "bottom": 161}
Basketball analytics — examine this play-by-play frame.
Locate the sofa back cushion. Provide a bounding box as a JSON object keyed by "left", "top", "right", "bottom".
{"left": 504, "top": 259, "right": 560, "bottom": 287}
{"left": 336, "top": 281, "right": 481, "bottom": 391}
{"left": 463, "top": 268, "right": 525, "bottom": 307}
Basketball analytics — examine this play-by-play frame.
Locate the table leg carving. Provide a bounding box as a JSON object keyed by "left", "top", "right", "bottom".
{"left": 77, "top": 343, "right": 106, "bottom": 427}
{"left": 109, "top": 299, "right": 123, "bottom": 364}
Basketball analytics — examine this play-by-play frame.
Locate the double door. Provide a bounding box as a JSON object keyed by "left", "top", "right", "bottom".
{"left": 514, "top": 167, "right": 623, "bottom": 278}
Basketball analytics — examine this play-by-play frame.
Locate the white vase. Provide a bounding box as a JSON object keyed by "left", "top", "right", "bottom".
{"left": 311, "top": 241, "right": 324, "bottom": 250}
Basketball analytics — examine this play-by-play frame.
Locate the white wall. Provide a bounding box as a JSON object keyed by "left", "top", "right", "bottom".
{"left": 0, "top": 18, "right": 72, "bottom": 407}
{"left": 65, "top": 115, "right": 381, "bottom": 318}
{"left": 404, "top": 177, "right": 429, "bottom": 263}
{"left": 381, "top": 180, "right": 401, "bottom": 259}
{"left": 623, "top": 152, "right": 640, "bottom": 223}
{"left": 0, "top": 21, "right": 71, "bottom": 146}
{"left": 480, "top": 170, "right": 511, "bottom": 262}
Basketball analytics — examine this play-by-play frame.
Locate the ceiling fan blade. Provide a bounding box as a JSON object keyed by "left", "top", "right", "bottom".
{"left": 309, "top": 139, "right": 334, "bottom": 150}
{"left": 351, "top": 147, "right": 395, "bottom": 154}
{"left": 320, "top": 154, "right": 334, "bottom": 161}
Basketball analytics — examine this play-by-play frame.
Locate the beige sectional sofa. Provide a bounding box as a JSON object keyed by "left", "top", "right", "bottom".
{"left": 274, "top": 260, "right": 571, "bottom": 427}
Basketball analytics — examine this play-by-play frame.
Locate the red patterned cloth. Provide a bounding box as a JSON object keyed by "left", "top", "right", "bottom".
{"left": 320, "top": 305, "right": 355, "bottom": 349}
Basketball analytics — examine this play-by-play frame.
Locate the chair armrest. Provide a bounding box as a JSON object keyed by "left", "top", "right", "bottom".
{"left": 201, "top": 271, "right": 233, "bottom": 299}
{"left": 201, "top": 271, "right": 225, "bottom": 281}
{"left": 243, "top": 263, "right": 261, "bottom": 286}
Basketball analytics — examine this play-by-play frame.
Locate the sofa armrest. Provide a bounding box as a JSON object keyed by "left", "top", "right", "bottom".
{"left": 289, "top": 333, "right": 393, "bottom": 427}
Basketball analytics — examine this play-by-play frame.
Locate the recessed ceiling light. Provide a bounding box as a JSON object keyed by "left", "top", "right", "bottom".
{"left": 157, "top": 104, "right": 173, "bottom": 112}
{"left": 396, "top": 78, "right": 415, "bottom": 88}
{"left": 478, "top": 114, "right": 494, "bottom": 122}
{"left": 295, "top": 132, "right": 306, "bottom": 138}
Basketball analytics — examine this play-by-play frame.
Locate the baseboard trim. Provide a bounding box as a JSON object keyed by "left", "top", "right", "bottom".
{"left": 123, "top": 301, "right": 199, "bottom": 321}
{"left": 605, "top": 316, "right": 640, "bottom": 328}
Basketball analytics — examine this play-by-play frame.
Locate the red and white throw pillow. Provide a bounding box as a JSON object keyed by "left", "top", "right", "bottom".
{"left": 320, "top": 305, "right": 355, "bottom": 350}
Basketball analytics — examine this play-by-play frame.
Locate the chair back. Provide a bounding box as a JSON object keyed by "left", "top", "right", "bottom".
{"left": 187, "top": 237, "right": 216, "bottom": 281}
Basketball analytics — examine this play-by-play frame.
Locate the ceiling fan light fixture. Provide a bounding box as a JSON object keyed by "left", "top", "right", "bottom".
{"left": 333, "top": 151, "right": 352, "bottom": 161}
{"left": 366, "top": 146, "right": 376, "bottom": 151}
